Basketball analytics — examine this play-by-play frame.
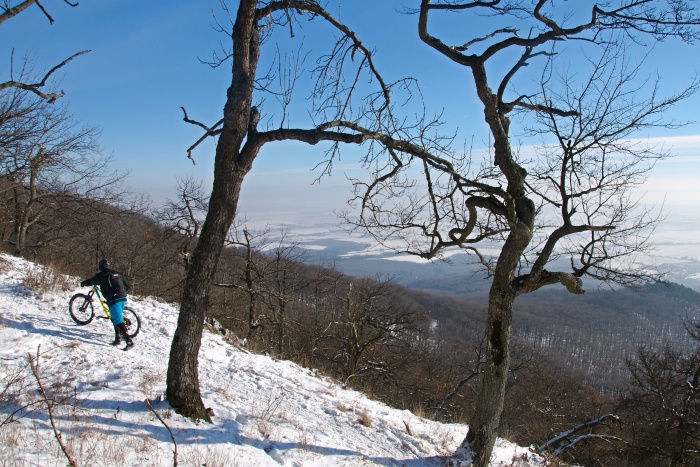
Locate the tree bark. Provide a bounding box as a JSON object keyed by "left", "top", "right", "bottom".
{"left": 165, "top": 167, "right": 249, "bottom": 420}
{"left": 166, "top": 0, "right": 260, "bottom": 420}
{"left": 463, "top": 220, "right": 533, "bottom": 466}
{"left": 460, "top": 61, "right": 537, "bottom": 466}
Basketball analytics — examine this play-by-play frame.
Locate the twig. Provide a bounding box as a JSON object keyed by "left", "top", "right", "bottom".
{"left": 145, "top": 398, "right": 178, "bottom": 467}
{"left": 28, "top": 345, "right": 78, "bottom": 467}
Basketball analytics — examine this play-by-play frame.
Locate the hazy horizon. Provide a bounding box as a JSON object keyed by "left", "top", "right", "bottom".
{"left": 5, "top": 1, "right": 699, "bottom": 288}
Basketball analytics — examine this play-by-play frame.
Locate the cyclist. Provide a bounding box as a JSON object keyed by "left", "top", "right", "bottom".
{"left": 80, "top": 259, "right": 134, "bottom": 350}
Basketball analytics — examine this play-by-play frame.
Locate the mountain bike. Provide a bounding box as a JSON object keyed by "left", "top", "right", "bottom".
{"left": 69, "top": 285, "right": 141, "bottom": 338}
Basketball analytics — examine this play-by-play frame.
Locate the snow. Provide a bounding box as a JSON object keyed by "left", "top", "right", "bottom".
{"left": 0, "top": 254, "right": 542, "bottom": 466}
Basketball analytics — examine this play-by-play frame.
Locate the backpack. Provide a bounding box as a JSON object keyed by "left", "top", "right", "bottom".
{"left": 102, "top": 271, "right": 127, "bottom": 299}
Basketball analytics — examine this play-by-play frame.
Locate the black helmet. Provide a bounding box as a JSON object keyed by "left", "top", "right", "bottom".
{"left": 98, "top": 259, "right": 110, "bottom": 272}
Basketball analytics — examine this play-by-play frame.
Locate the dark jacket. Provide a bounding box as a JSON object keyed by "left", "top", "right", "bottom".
{"left": 80, "top": 268, "right": 131, "bottom": 305}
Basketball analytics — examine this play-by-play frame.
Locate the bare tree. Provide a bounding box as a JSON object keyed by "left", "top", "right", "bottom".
{"left": 0, "top": 94, "right": 126, "bottom": 255}
{"left": 0, "top": 83, "right": 45, "bottom": 159}
{"left": 431, "top": 341, "right": 485, "bottom": 421}
{"left": 261, "top": 236, "right": 307, "bottom": 357}
{"left": 214, "top": 223, "right": 273, "bottom": 343}
{"left": 156, "top": 176, "right": 209, "bottom": 271}
{"left": 167, "top": 0, "right": 419, "bottom": 421}
{"left": 342, "top": 2, "right": 700, "bottom": 465}
{"left": 621, "top": 341, "right": 700, "bottom": 466}
{"left": 0, "top": 0, "right": 105, "bottom": 257}
{"left": 315, "top": 277, "right": 427, "bottom": 386}
{"left": 1, "top": 0, "right": 89, "bottom": 103}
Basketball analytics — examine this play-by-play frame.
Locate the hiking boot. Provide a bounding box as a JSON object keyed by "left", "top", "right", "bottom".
{"left": 123, "top": 341, "right": 134, "bottom": 351}
{"left": 111, "top": 326, "right": 121, "bottom": 346}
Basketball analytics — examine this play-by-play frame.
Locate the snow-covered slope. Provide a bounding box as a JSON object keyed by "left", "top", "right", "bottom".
{"left": 0, "top": 255, "right": 542, "bottom": 466}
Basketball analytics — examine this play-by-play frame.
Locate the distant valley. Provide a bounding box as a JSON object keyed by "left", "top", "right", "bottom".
{"left": 250, "top": 219, "right": 700, "bottom": 391}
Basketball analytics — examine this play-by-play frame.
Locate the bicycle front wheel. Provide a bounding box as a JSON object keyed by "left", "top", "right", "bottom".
{"left": 69, "top": 293, "right": 95, "bottom": 325}
{"left": 122, "top": 307, "right": 141, "bottom": 338}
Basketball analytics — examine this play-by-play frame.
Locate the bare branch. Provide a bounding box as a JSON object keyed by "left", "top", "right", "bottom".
{"left": 146, "top": 398, "right": 178, "bottom": 467}
{"left": 453, "top": 28, "right": 519, "bottom": 52}
{"left": 0, "top": 50, "right": 90, "bottom": 103}
{"left": 431, "top": 348, "right": 484, "bottom": 420}
{"left": 28, "top": 346, "right": 77, "bottom": 467}
{"left": 0, "top": 0, "right": 77, "bottom": 25}
{"left": 257, "top": 1, "right": 393, "bottom": 112}
{"left": 180, "top": 107, "right": 223, "bottom": 164}
{"left": 538, "top": 414, "right": 623, "bottom": 456}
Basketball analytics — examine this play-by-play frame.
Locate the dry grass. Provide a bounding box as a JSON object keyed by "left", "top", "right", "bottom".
{"left": 251, "top": 390, "right": 288, "bottom": 438}
{"left": 127, "top": 434, "right": 158, "bottom": 454}
{"left": 137, "top": 372, "right": 162, "bottom": 398}
{"left": 22, "top": 264, "right": 74, "bottom": 293}
{"left": 0, "top": 257, "right": 12, "bottom": 274}
{"left": 212, "top": 385, "right": 231, "bottom": 398}
{"left": 257, "top": 418, "right": 273, "bottom": 438}
{"left": 357, "top": 408, "right": 373, "bottom": 428}
{"left": 181, "top": 443, "right": 240, "bottom": 467}
{"left": 0, "top": 423, "right": 22, "bottom": 465}
{"left": 252, "top": 390, "right": 286, "bottom": 423}
{"left": 433, "top": 427, "right": 456, "bottom": 456}
{"left": 336, "top": 401, "right": 351, "bottom": 412}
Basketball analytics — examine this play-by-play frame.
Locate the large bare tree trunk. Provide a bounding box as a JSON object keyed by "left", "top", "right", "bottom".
{"left": 165, "top": 167, "right": 248, "bottom": 419}
{"left": 164, "top": 0, "right": 394, "bottom": 420}
{"left": 166, "top": 0, "right": 260, "bottom": 420}
{"left": 466, "top": 295, "right": 513, "bottom": 465}
{"left": 455, "top": 60, "right": 533, "bottom": 465}
{"left": 464, "top": 219, "right": 533, "bottom": 466}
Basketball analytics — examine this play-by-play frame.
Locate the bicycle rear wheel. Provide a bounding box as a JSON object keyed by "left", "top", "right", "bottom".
{"left": 69, "top": 293, "right": 95, "bottom": 325}
{"left": 122, "top": 307, "right": 141, "bottom": 338}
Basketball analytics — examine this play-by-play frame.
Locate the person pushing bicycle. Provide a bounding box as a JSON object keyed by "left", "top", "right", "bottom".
{"left": 80, "top": 259, "right": 134, "bottom": 350}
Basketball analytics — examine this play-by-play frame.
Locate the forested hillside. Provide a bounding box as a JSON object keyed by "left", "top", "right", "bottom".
{"left": 1, "top": 185, "right": 700, "bottom": 464}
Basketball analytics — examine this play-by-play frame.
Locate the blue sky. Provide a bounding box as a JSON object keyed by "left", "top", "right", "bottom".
{"left": 3, "top": 1, "right": 699, "bottom": 230}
